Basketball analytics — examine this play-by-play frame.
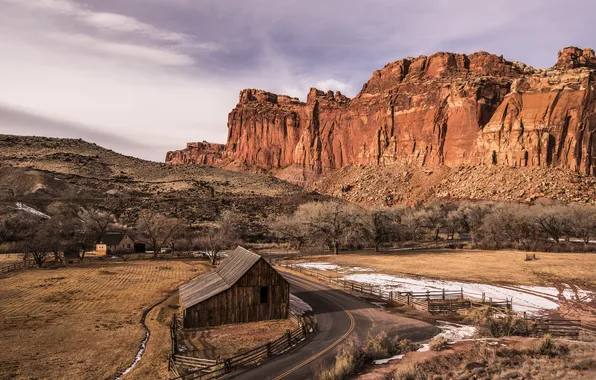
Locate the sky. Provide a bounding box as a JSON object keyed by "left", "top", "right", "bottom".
{"left": 0, "top": 0, "right": 595, "bottom": 161}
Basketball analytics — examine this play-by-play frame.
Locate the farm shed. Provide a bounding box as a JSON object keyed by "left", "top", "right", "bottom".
{"left": 180, "top": 246, "right": 289, "bottom": 328}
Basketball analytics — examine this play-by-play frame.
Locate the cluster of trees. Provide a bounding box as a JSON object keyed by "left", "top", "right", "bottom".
{"left": 3, "top": 198, "right": 596, "bottom": 266}
{"left": 269, "top": 201, "right": 596, "bottom": 253}
{"left": 0, "top": 205, "right": 242, "bottom": 267}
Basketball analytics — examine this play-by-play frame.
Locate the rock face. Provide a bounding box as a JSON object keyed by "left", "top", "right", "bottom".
{"left": 167, "top": 47, "right": 596, "bottom": 178}
{"left": 166, "top": 142, "right": 225, "bottom": 166}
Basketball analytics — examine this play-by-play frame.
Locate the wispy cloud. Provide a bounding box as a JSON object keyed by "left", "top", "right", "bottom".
{"left": 47, "top": 32, "right": 196, "bottom": 66}
{"left": 0, "top": 0, "right": 595, "bottom": 161}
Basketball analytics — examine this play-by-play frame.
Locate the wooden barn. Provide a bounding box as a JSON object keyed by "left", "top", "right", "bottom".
{"left": 179, "top": 246, "right": 289, "bottom": 328}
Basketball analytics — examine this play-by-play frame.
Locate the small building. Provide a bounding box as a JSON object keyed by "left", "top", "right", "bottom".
{"left": 95, "top": 233, "right": 136, "bottom": 256}
{"left": 179, "top": 246, "right": 289, "bottom": 328}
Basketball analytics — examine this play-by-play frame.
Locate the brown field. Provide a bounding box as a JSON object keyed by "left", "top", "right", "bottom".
{"left": 179, "top": 319, "right": 297, "bottom": 360}
{"left": 0, "top": 253, "right": 23, "bottom": 266}
{"left": 293, "top": 249, "right": 596, "bottom": 288}
{"left": 0, "top": 259, "right": 207, "bottom": 380}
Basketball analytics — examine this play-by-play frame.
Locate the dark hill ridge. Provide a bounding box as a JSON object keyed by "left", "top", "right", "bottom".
{"left": 0, "top": 134, "right": 323, "bottom": 226}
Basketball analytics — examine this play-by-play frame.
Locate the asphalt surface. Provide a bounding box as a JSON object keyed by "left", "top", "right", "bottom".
{"left": 230, "top": 272, "right": 440, "bottom": 380}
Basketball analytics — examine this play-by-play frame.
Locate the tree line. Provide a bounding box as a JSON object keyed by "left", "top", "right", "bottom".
{"left": 0, "top": 201, "right": 240, "bottom": 267}
{"left": 2, "top": 199, "right": 596, "bottom": 267}
{"left": 268, "top": 201, "right": 596, "bottom": 254}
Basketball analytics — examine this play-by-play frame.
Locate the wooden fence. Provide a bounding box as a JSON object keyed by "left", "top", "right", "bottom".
{"left": 524, "top": 316, "right": 582, "bottom": 338}
{"left": 282, "top": 264, "right": 512, "bottom": 314}
{"left": 283, "top": 265, "right": 596, "bottom": 340}
{"left": 0, "top": 260, "right": 36, "bottom": 275}
{"left": 169, "top": 313, "right": 317, "bottom": 380}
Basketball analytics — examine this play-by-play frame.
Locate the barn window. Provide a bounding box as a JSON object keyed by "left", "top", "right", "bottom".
{"left": 260, "top": 286, "right": 269, "bottom": 304}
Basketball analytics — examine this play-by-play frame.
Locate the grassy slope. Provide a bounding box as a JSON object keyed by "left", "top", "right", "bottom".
{"left": 0, "top": 134, "right": 324, "bottom": 222}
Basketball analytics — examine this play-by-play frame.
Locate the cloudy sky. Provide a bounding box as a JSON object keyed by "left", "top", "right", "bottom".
{"left": 0, "top": 0, "right": 594, "bottom": 161}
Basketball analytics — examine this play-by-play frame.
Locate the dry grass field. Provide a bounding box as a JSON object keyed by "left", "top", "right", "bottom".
{"left": 179, "top": 319, "right": 297, "bottom": 360}
{"left": 0, "top": 259, "right": 207, "bottom": 380}
{"left": 0, "top": 253, "right": 23, "bottom": 266}
{"left": 295, "top": 250, "right": 596, "bottom": 288}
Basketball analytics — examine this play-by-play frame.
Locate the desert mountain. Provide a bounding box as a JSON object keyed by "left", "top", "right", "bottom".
{"left": 166, "top": 47, "right": 596, "bottom": 205}
{"left": 0, "top": 134, "right": 322, "bottom": 227}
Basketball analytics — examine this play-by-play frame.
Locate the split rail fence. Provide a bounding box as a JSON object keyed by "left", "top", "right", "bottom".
{"left": 168, "top": 313, "right": 316, "bottom": 380}
{"left": 283, "top": 264, "right": 596, "bottom": 339}
{"left": 0, "top": 260, "right": 36, "bottom": 275}
{"left": 282, "top": 263, "right": 512, "bottom": 314}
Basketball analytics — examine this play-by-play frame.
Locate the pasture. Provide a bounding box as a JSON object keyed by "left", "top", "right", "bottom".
{"left": 0, "top": 259, "right": 207, "bottom": 380}
{"left": 293, "top": 249, "right": 596, "bottom": 288}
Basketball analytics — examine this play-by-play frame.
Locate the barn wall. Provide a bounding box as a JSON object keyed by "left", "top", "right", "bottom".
{"left": 183, "top": 259, "right": 289, "bottom": 328}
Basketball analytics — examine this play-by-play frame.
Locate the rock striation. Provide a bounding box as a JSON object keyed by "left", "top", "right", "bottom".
{"left": 167, "top": 47, "right": 596, "bottom": 179}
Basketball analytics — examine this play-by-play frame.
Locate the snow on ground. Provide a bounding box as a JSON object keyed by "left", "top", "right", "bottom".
{"left": 296, "top": 262, "right": 594, "bottom": 314}
{"left": 295, "top": 262, "right": 342, "bottom": 271}
{"left": 343, "top": 272, "right": 562, "bottom": 314}
{"left": 15, "top": 202, "right": 50, "bottom": 219}
{"left": 519, "top": 285, "right": 595, "bottom": 303}
{"left": 436, "top": 321, "right": 477, "bottom": 340}
{"left": 373, "top": 354, "right": 404, "bottom": 365}
{"left": 290, "top": 294, "right": 313, "bottom": 316}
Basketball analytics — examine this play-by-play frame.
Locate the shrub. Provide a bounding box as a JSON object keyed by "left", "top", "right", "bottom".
{"left": 316, "top": 338, "right": 366, "bottom": 380}
{"left": 535, "top": 334, "right": 569, "bottom": 357}
{"left": 391, "top": 364, "right": 420, "bottom": 380}
{"left": 464, "top": 307, "right": 536, "bottom": 337}
{"left": 365, "top": 331, "right": 402, "bottom": 357}
{"left": 428, "top": 335, "right": 448, "bottom": 351}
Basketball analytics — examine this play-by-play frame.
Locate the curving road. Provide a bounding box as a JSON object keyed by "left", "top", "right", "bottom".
{"left": 230, "top": 272, "right": 440, "bottom": 380}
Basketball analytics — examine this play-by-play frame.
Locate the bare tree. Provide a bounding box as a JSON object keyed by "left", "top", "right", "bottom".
{"left": 182, "top": 228, "right": 198, "bottom": 255}
{"left": 416, "top": 203, "right": 453, "bottom": 240}
{"left": 475, "top": 204, "right": 535, "bottom": 248}
{"left": 196, "top": 211, "right": 240, "bottom": 265}
{"left": 531, "top": 206, "right": 569, "bottom": 243}
{"left": 268, "top": 214, "right": 309, "bottom": 250}
{"left": 135, "top": 211, "right": 184, "bottom": 258}
{"left": 80, "top": 208, "right": 116, "bottom": 243}
{"left": 295, "top": 201, "right": 355, "bottom": 255}
{"left": 357, "top": 208, "right": 398, "bottom": 252}
{"left": 567, "top": 204, "right": 596, "bottom": 244}
{"left": 21, "top": 233, "right": 51, "bottom": 268}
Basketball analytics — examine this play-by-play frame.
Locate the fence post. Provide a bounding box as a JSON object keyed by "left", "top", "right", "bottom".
{"left": 390, "top": 291, "right": 393, "bottom": 304}
{"left": 461, "top": 287, "right": 464, "bottom": 300}
{"left": 266, "top": 343, "right": 272, "bottom": 358}
{"left": 407, "top": 294, "right": 411, "bottom": 306}
{"left": 224, "top": 359, "right": 232, "bottom": 374}
{"left": 442, "top": 289, "right": 445, "bottom": 300}
{"left": 426, "top": 290, "right": 430, "bottom": 301}
{"left": 482, "top": 292, "right": 485, "bottom": 303}
{"left": 286, "top": 330, "right": 292, "bottom": 348}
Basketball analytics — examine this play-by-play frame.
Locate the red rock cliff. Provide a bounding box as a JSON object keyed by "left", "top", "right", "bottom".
{"left": 165, "top": 141, "right": 225, "bottom": 165}
{"left": 167, "top": 47, "right": 596, "bottom": 177}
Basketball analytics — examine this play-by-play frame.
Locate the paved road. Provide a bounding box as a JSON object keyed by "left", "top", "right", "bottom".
{"left": 230, "top": 272, "right": 439, "bottom": 380}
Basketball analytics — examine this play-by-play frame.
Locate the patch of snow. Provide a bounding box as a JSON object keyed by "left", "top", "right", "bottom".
{"left": 290, "top": 294, "right": 312, "bottom": 316}
{"left": 436, "top": 321, "right": 476, "bottom": 340}
{"left": 342, "top": 273, "right": 564, "bottom": 314}
{"left": 15, "top": 202, "right": 50, "bottom": 219}
{"left": 374, "top": 354, "right": 404, "bottom": 365}
{"left": 520, "top": 285, "right": 594, "bottom": 303}
{"left": 295, "top": 262, "right": 342, "bottom": 271}
{"left": 417, "top": 344, "right": 430, "bottom": 352}
{"left": 349, "top": 267, "right": 374, "bottom": 272}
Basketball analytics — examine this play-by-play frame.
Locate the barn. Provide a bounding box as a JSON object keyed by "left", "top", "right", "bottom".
{"left": 179, "top": 246, "right": 290, "bottom": 328}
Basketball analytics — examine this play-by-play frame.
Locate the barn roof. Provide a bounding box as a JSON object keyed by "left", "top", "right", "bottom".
{"left": 179, "top": 246, "right": 263, "bottom": 309}
{"left": 100, "top": 233, "right": 126, "bottom": 246}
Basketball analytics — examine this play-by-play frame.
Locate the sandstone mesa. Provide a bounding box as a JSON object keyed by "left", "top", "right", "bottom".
{"left": 166, "top": 47, "right": 596, "bottom": 186}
